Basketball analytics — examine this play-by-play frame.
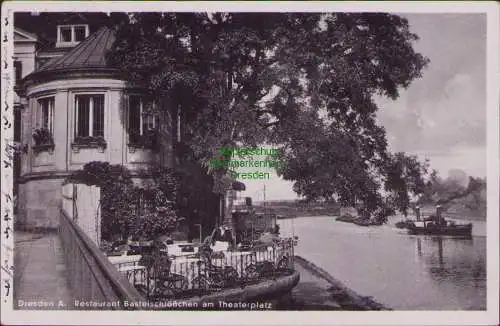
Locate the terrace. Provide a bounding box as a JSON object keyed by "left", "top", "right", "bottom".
{"left": 108, "top": 237, "right": 296, "bottom": 300}
{"left": 57, "top": 180, "right": 299, "bottom": 307}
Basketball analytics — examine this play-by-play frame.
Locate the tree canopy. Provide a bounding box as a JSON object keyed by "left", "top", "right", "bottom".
{"left": 107, "top": 12, "right": 430, "bottom": 221}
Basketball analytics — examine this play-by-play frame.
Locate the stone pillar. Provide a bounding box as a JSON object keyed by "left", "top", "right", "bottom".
{"left": 415, "top": 206, "right": 421, "bottom": 221}
{"left": 107, "top": 90, "right": 123, "bottom": 165}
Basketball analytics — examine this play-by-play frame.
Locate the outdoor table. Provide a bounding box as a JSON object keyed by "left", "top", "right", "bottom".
{"left": 165, "top": 242, "right": 200, "bottom": 256}
{"left": 107, "top": 255, "right": 146, "bottom": 285}
{"left": 108, "top": 254, "right": 142, "bottom": 271}
{"left": 108, "top": 254, "right": 142, "bottom": 264}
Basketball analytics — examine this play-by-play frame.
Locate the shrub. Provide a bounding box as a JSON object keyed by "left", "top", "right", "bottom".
{"left": 32, "top": 128, "right": 54, "bottom": 146}
{"left": 129, "top": 206, "right": 180, "bottom": 241}
{"left": 66, "top": 161, "right": 183, "bottom": 242}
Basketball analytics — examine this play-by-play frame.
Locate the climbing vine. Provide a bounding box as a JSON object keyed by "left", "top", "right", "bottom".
{"left": 65, "top": 161, "right": 182, "bottom": 242}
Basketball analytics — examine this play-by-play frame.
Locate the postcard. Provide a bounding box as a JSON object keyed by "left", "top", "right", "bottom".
{"left": 1, "top": 1, "right": 499, "bottom": 325}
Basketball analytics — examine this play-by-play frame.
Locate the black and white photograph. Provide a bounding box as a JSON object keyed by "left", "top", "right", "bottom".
{"left": 1, "top": 1, "right": 499, "bottom": 325}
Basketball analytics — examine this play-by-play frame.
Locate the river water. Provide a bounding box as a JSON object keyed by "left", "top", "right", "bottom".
{"left": 278, "top": 215, "right": 486, "bottom": 310}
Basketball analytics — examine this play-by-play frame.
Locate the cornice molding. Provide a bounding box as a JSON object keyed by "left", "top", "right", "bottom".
{"left": 23, "top": 68, "right": 125, "bottom": 89}
{"left": 18, "top": 169, "right": 155, "bottom": 184}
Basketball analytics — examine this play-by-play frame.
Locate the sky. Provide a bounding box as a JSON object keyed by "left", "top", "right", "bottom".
{"left": 377, "top": 13, "right": 487, "bottom": 178}
{"left": 239, "top": 13, "right": 488, "bottom": 202}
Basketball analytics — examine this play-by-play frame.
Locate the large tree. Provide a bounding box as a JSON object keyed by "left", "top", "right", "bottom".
{"left": 108, "top": 12, "right": 430, "bottom": 222}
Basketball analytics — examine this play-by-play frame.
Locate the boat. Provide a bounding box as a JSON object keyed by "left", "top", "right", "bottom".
{"left": 336, "top": 214, "right": 383, "bottom": 226}
{"left": 406, "top": 205, "right": 473, "bottom": 237}
{"left": 407, "top": 221, "right": 472, "bottom": 236}
{"left": 395, "top": 219, "right": 414, "bottom": 229}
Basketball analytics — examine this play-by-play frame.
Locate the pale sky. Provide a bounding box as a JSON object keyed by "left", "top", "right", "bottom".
{"left": 241, "top": 13, "right": 488, "bottom": 202}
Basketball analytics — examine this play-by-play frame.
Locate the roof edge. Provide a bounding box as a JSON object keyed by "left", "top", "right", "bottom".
{"left": 14, "top": 27, "right": 39, "bottom": 42}
{"left": 19, "top": 68, "right": 126, "bottom": 93}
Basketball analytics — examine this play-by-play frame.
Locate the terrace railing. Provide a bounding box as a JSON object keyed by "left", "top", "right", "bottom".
{"left": 59, "top": 208, "right": 145, "bottom": 308}
{"left": 118, "top": 237, "right": 296, "bottom": 300}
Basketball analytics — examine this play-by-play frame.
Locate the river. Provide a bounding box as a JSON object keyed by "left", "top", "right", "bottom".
{"left": 278, "top": 215, "right": 486, "bottom": 310}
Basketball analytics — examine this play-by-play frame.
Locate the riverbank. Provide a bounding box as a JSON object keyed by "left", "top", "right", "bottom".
{"left": 286, "top": 256, "right": 390, "bottom": 310}
{"left": 276, "top": 213, "right": 484, "bottom": 224}
{"left": 252, "top": 202, "right": 340, "bottom": 218}
{"left": 335, "top": 214, "right": 383, "bottom": 226}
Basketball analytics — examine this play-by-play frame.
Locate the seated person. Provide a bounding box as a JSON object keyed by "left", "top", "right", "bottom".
{"left": 222, "top": 228, "right": 233, "bottom": 243}
{"left": 214, "top": 227, "right": 224, "bottom": 241}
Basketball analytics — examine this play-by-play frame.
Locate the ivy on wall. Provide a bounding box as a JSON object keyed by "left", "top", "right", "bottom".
{"left": 65, "top": 161, "right": 181, "bottom": 242}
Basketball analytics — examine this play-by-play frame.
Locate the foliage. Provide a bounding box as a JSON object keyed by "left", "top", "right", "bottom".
{"left": 66, "top": 161, "right": 182, "bottom": 241}
{"left": 108, "top": 12, "right": 430, "bottom": 221}
{"left": 172, "top": 159, "right": 221, "bottom": 238}
{"left": 419, "top": 170, "right": 486, "bottom": 214}
{"left": 129, "top": 130, "right": 158, "bottom": 150}
{"left": 99, "top": 239, "right": 114, "bottom": 253}
{"left": 32, "top": 128, "right": 54, "bottom": 146}
{"left": 147, "top": 165, "right": 181, "bottom": 202}
{"left": 129, "top": 207, "right": 180, "bottom": 240}
{"left": 381, "top": 152, "right": 431, "bottom": 218}
{"left": 66, "top": 161, "right": 135, "bottom": 240}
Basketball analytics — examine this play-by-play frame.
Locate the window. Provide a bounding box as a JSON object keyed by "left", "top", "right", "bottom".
{"left": 128, "top": 96, "right": 159, "bottom": 150}
{"left": 128, "top": 96, "right": 158, "bottom": 135}
{"left": 38, "top": 97, "right": 54, "bottom": 134}
{"left": 75, "top": 94, "right": 104, "bottom": 138}
{"left": 33, "top": 97, "right": 55, "bottom": 150}
{"left": 14, "top": 61, "right": 22, "bottom": 84}
{"left": 74, "top": 26, "right": 87, "bottom": 42}
{"left": 60, "top": 26, "right": 72, "bottom": 42}
{"left": 57, "top": 25, "right": 89, "bottom": 46}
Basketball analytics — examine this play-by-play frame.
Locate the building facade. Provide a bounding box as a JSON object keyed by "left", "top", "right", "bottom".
{"left": 14, "top": 13, "right": 174, "bottom": 229}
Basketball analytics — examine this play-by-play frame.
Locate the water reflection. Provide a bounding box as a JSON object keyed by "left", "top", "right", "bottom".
{"left": 415, "top": 236, "right": 486, "bottom": 307}
{"left": 279, "top": 216, "right": 486, "bottom": 310}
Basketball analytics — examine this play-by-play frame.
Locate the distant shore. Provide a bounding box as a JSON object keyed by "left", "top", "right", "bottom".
{"left": 335, "top": 214, "right": 383, "bottom": 226}
{"left": 254, "top": 203, "right": 485, "bottom": 222}
{"left": 276, "top": 213, "right": 485, "bottom": 223}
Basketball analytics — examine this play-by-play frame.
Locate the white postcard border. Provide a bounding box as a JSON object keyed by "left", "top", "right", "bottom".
{"left": 1, "top": 1, "right": 498, "bottom": 325}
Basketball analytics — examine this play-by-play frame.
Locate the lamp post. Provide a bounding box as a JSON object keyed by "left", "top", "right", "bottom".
{"left": 195, "top": 224, "right": 202, "bottom": 243}
{"left": 251, "top": 222, "right": 254, "bottom": 244}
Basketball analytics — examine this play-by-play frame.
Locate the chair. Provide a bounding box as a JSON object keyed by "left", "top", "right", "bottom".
{"left": 150, "top": 254, "right": 188, "bottom": 298}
